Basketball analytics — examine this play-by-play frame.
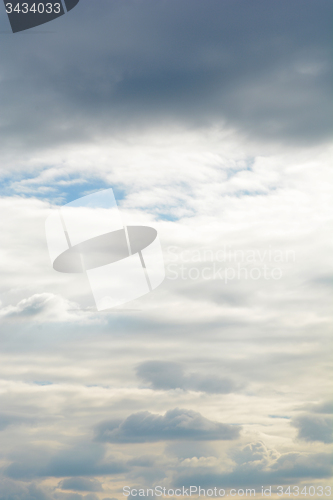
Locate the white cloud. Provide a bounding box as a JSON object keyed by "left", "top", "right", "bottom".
{"left": 0, "top": 126, "right": 331, "bottom": 495}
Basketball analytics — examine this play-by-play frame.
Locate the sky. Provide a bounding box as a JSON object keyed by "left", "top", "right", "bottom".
{"left": 0, "top": 1, "right": 332, "bottom": 499}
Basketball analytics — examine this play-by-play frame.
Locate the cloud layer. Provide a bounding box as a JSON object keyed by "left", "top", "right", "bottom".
{"left": 0, "top": 0, "right": 332, "bottom": 497}
{"left": 95, "top": 409, "right": 240, "bottom": 443}
{"left": 136, "top": 361, "right": 239, "bottom": 394}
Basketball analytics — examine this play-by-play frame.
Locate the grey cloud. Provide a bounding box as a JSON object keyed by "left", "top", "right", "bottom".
{"left": 0, "top": 3, "right": 330, "bottom": 498}
{"left": 58, "top": 477, "right": 103, "bottom": 492}
{"left": 0, "top": 414, "right": 15, "bottom": 431}
{"left": 292, "top": 414, "right": 333, "bottom": 444}
{"left": 0, "top": 479, "right": 51, "bottom": 500}
{"left": 56, "top": 495, "right": 99, "bottom": 500}
{"left": 0, "top": 480, "right": 101, "bottom": 500}
{"left": 0, "top": 0, "right": 331, "bottom": 162}
{"left": 56, "top": 494, "right": 83, "bottom": 500}
{"left": 232, "top": 441, "right": 280, "bottom": 466}
{"left": 0, "top": 413, "right": 34, "bottom": 431}
{"left": 174, "top": 442, "right": 332, "bottom": 488}
{"left": 136, "top": 361, "right": 185, "bottom": 391}
{"left": 5, "top": 443, "right": 127, "bottom": 479}
{"left": 136, "top": 361, "right": 239, "bottom": 394}
{"left": 165, "top": 441, "right": 217, "bottom": 460}
{"left": 127, "top": 456, "right": 157, "bottom": 468}
{"left": 310, "top": 401, "right": 333, "bottom": 414}
{"left": 270, "top": 451, "right": 332, "bottom": 479}
{"left": 95, "top": 408, "right": 241, "bottom": 443}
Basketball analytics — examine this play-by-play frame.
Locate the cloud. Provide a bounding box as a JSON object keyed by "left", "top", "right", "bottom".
{"left": 0, "top": 479, "right": 107, "bottom": 500}
{"left": 136, "top": 361, "right": 240, "bottom": 394}
{"left": 0, "top": 292, "right": 102, "bottom": 324}
{"left": 136, "top": 361, "right": 185, "bottom": 391}
{"left": 0, "top": 414, "right": 16, "bottom": 431}
{"left": 0, "top": 479, "right": 51, "bottom": 500}
{"left": 0, "top": 293, "right": 74, "bottom": 318}
{"left": 165, "top": 442, "right": 217, "bottom": 460}
{"left": 309, "top": 401, "right": 333, "bottom": 414}
{"left": 292, "top": 414, "right": 333, "bottom": 444}
{"left": 0, "top": 413, "right": 35, "bottom": 431}
{"left": 58, "top": 477, "right": 103, "bottom": 492}
{"left": 95, "top": 408, "right": 241, "bottom": 443}
{"left": 232, "top": 441, "right": 280, "bottom": 466}
{"left": 127, "top": 456, "right": 158, "bottom": 468}
{"left": 0, "top": 1, "right": 331, "bottom": 494}
{"left": 4, "top": 443, "right": 127, "bottom": 480}
{"left": 56, "top": 495, "right": 99, "bottom": 500}
{"left": 0, "top": 0, "right": 331, "bottom": 169}
{"left": 174, "top": 441, "right": 332, "bottom": 488}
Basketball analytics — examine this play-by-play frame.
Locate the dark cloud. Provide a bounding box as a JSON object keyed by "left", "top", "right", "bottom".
{"left": 136, "top": 361, "right": 239, "bottom": 394}
{"left": 5, "top": 443, "right": 127, "bottom": 479}
{"left": 58, "top": 477, "right": 103, "bottom": 492}
{"left": 0, "top": 0, "right": 331, "bottom": 159}
{"left": 95, "top": 408, "right": 241, "bottom": 443}
{"left": 292, "top": 414, "right": 333, "bottom": 444}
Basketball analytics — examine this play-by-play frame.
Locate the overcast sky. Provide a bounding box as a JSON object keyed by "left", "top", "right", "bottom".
{"left": 0, "top": 1, "right": 332, "bottom": 500}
